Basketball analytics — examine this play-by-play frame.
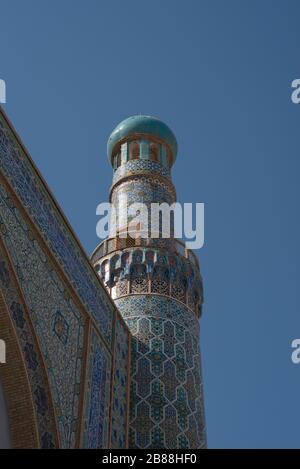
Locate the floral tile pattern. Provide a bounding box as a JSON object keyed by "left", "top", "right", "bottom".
{"left": 82, "top": 327, "right": 111, "bottom": 448}
{"left": 0, "top": 241, "right": 58, "bottom": 448}
{"left": 0, "top": 114, "right": 113, "bottom": 345}
{"left": 0, "top": 110, "right": 130, "bottom": 448}
{"left": 0, "top": 181, "right": 84, "bottom": 447}
{"left": 110, "top": 318, "right": 129, "bottom": 448}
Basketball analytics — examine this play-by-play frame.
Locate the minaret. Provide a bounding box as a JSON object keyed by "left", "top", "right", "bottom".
{"left": 92, "top": 116, "right": 207, "bottom": 449}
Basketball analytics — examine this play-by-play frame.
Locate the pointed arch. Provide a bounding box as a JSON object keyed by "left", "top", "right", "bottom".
{"left": 0, "top": 236, "right": 59, "bottom": 448}
{"left": 0, "top": 289, "right": 39, "bottom": 448}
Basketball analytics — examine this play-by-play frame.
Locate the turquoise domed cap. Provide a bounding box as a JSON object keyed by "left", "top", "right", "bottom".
{"left": 107, "top": 115, "right": 178, "bottom": 164}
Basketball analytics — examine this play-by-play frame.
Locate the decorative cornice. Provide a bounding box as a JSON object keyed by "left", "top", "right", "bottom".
{"left": 93, "top": 246, "right": 203, "bottom": 318}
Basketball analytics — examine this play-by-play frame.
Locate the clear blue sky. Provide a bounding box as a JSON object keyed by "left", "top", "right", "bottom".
{"left": 1, "top": 0, "right": 300, "bottom": 448}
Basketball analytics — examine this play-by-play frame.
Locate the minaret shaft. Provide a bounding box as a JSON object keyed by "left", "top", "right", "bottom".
{"left": 92, "top": 116, "right": 207, "bottom": 449}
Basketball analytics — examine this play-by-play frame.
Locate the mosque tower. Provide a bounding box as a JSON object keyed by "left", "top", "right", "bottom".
{"left": 91, "top": 116, "right": 207, "bottom": 449}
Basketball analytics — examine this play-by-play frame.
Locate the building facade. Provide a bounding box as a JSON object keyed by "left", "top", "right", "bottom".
{"left": 0, "top": 108, "right": 130, "bottom": 449}
{"left": 0, "top": 109, "right": 206, "bottom": 449}
{"left": 92, "top": 116, "right": 207, "bottom": 449}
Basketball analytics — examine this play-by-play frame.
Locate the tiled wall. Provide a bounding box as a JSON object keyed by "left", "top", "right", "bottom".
{"left": 0, "top": 108, "right": 130, "bottom": 448}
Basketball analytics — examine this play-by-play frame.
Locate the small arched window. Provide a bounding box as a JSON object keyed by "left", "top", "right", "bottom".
{"left": 150, "top": 142, "right": 159, "bottom": 162}
{"left": 114, "top": 153, "right": 121, "bottom": 168}
{"left": 130, "top": 141, "right": 140, "bottom": 160}
{"left": 167, "top": 148, "right": 173, "bottom": 167}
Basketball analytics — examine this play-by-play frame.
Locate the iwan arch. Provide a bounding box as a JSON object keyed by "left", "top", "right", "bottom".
{"left": 0, "top": 108, "right": 206, "bottom": 449}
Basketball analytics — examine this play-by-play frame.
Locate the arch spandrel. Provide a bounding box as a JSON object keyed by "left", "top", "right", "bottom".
{"left": 0, "top": 107, "right": 131, "bottom": 448}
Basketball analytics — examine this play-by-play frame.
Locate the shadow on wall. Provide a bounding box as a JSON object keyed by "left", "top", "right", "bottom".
{"left": 0, "top": 377, "right": 11, "bottom": 448}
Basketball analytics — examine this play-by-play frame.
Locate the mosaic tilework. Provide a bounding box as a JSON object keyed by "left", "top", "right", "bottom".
{"left": 115, "top": 295, "right": 207, "bottom": 449}
{"left": 95, "top": 115, "right": 207, "bottom": 449}
{"left": 110, "top": 317, "right": 129, "bottom": 448}
{"left": 0, "top": 109, "right": 131, "bottom": 448}
{"left": 111, "top": 179, "right": 176, "bottom": 237}
{"left": 0, "top": 180, "right": 85, "bottom": 447}
{"left": 112, "top": 159, "right": 171, "bottom": 186}
{"left": 96, "top": 247, "right": 203, "bottom": 316}
{"left": 0, "top": 113, "right": 113, "bottom": 344}
{"left": 112, "top": 178, "right": 175, "bottom": 207}
{"left": 82, "top": 327, "right": 111, "bottom": 448}
{"left": 0, "top": 242, "right": 58, "bottom": 448}
{"left": 0, "top": 178, "right": 131, "bottom": 449}
{"left": 92, "top": 235, "right": 200, "bottom": 269}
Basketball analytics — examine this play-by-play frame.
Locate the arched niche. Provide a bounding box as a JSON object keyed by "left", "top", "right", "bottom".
{"left": 0, "top": 289, "right": 39, "bottom": 448}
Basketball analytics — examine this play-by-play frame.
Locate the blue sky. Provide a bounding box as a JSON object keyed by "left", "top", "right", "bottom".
{"left": 1, "top": 0, "right": 300, "bottom": 448}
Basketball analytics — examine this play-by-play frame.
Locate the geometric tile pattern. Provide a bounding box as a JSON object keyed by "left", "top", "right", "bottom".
{"left": 82, "top": 327, "right": 111, "bottom": 448}
{"left": 0, "top": 242, "right": 58, "bottom": 448}
{"left": 0, "top": 180, "right": 85, "bottom": 447}
{"left": 95, "top": 118, "right": 207, "bottom": 449}
{"left": 0, "top": 114, "right": 113, "bottom": 345}
{"left": 116, "top": 295, "right": 207, "bottom": 449}
{"left": 82, "top": 318, "right": 130, "bottom": 449}
{"left": 0, "top": 109, "right": 205, "bottom": 449}
{"left": 96, "top": 246, "right": 203, "bottom": 316}
{"left": 112, "top": 159, "right": 171, "bottom": 186}
{"left": 110, "top": 318, "right": 130, "bottom": 448}
{"left": 0, "top": 109, "right": 131, "bottom": 449}
{"left": 111, "top": 179, "right": 176, "bottom": 214}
